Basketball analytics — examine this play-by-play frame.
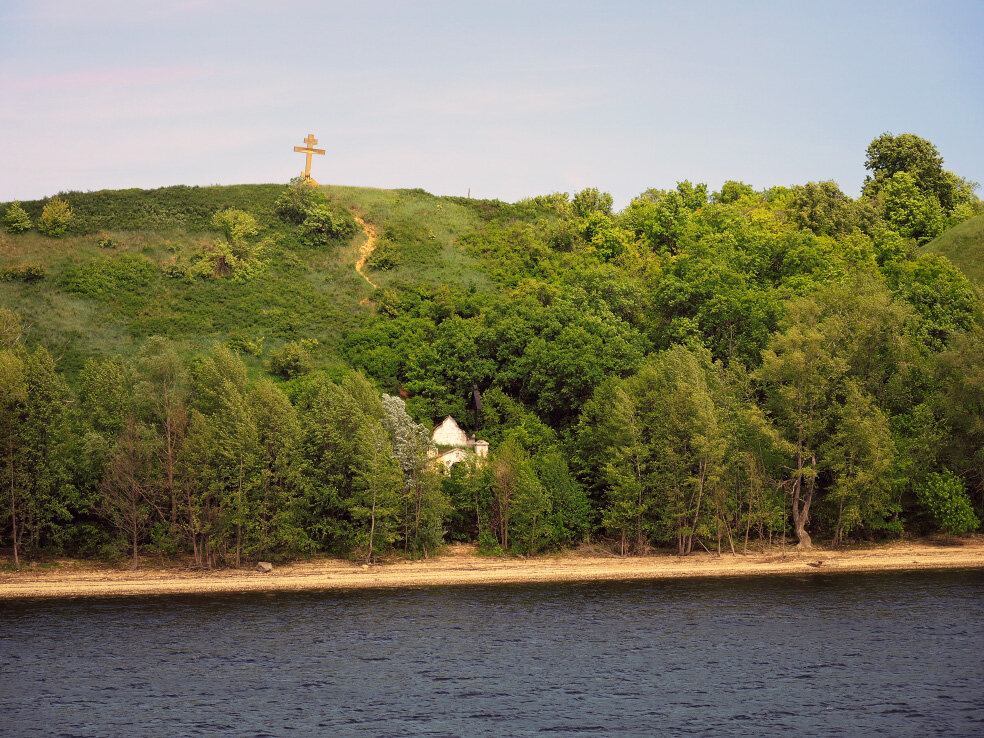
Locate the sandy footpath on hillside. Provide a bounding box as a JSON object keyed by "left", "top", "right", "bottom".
{"left": 2, "top": 540, "right": 982, "bottom": 600}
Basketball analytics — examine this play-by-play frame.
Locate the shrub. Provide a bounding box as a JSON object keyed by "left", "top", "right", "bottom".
{"left": 3, "top": 202, "right": 32, "bottom": 233}
{"left": 300, "top": 203, "right": 357, "bottom": 248}
{"left": 275, "top": 178, "right": 328, "bottom": 224}
{"left": 226, "top": 333, "right": 264, "bottom": 356}
{"left": 918, "top": 470, "right": 980, "bottom": 535}
{"left": 38, "top": 197, "right": 73, "bottom": 237}
{"left": 268, "top": 341, "right": 313, "bottom": 378}
{"left": 212, "top": 208, "right": 260, "bottom": 245}
{"left": 0, "top": 264, "right": 45, "bottom": 282}
{"left": 60, "top": 254, "right": 156, "bottom": 300}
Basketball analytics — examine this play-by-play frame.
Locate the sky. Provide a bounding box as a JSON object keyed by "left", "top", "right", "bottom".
{"left": 1, "top": 0, "right": 982, "bottom": 208}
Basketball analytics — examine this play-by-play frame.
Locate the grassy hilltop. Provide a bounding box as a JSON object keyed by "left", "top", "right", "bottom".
{"left": 0, "top": 183, "right": 513, "bottom": 378}
{"left": 925, "top": 213, "right": 984, "bottom": 288}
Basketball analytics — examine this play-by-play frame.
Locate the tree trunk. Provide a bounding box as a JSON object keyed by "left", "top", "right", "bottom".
{"left": 130, "top": 483, "right": 139, "bottom": 569}
{"left": 236, "top": 456, "right": 243, "bottom": 569}
{"left": 9, "top": 443, "right": 18, "bottom": 567}
{"left": 791, "top": 421, "right": 814, "bottom": 549}
{"left": 366, "top": 487, "right": 377, "bottom": 565}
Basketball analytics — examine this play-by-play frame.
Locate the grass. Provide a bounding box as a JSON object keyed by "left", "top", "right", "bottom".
{"left": 0, "top": 182, "right": 527, "bottom": 380}
{"left": 325, "top": 185, "right": 493, "bottom": 292}
{"left": 925, "top": 214, "right": 984, "bottom": 289}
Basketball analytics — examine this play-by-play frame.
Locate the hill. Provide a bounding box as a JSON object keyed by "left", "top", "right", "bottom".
{"left": 0, "top": 183, "right": 521, "bottom": 377}
{"left": 925, "top": 214, "right": 984, "bottom": 289}
{"left": 2, "top": 175, "right": 984, "bottom": 566}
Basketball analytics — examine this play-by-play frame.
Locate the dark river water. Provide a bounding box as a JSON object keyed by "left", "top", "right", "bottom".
{"left": 1, "top": 569, "right": 982, "bottom": 737}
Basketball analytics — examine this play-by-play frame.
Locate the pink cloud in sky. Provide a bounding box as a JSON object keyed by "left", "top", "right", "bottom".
{"left": 0, "top": 65, "right": 204, "bottom": 94}
{"left": 15, "top": 0, "right": 244, "bottom": 25}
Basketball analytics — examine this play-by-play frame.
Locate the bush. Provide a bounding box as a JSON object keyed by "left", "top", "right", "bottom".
{"left": 918, "top": 470, "right": 980, "bottom": 535}
{"left": 212, "top": 208, "right": 260, "bottom": 245}
{"left": 300, "top": 203, "right": 357, "bottom": 248}
{"left": 268, "top": 341, "right": 313, "bottom": 378}
{"left": 3, "top": 202, "right": 32, "bottom": 233}
{"left": 275, "top": 178, "right": 328, "bottom": 224}
{"left": 38, "top": 197, "right": 73, "bottom": 237}
{"left": 61, "top": 254, "right": 156, "bottom": 300}
{"left": 0, "top": 264, "right": 45, "bottom": 282}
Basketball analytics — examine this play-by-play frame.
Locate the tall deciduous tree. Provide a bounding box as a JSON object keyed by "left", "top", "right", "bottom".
{"left": 135, "top": 337, "right": 188, "bottom": 530}
{"left": 758, "top": 306, "right": 846, "bottom": 548}
{"left": 99, "top": 416, "right": 158, "bottom": 568}
{"left": 863, "top": 132, "right": 955, "bottom": 209}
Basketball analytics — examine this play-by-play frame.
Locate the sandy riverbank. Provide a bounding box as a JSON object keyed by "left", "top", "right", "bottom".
{"left": 2, "top": 539, "right": 982, "bottom": 600}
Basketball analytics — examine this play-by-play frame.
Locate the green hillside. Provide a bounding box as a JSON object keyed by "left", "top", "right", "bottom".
{"left": 925, "top": 214, "right": 984, "bottom": 288}
{"left": 0, "top": 183, "right": 513, "bottom": 377}
{"left": 3, "top": 138, "right": 984, "bottom": 566}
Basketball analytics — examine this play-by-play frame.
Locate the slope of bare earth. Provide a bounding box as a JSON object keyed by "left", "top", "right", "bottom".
{"left": 1, "top": 539, "right": 982, "bottom": 600}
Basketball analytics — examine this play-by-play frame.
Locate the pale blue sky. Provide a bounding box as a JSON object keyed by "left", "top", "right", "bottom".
{"left": 1, "top": 0, "right": 981, "bottom": 207}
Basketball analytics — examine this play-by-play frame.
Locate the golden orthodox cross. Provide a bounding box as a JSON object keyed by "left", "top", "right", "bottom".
{"left": 293, "top": 133, "right": 326, "bottom": 182}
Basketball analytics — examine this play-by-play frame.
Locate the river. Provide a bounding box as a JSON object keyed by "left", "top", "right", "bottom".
{"left": 2, "top": 569, "right": 982, "bottom": 736}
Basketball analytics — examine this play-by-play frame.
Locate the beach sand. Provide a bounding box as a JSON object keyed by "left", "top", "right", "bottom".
{"left": 2, "top": 539, "right": 982, "bottom": 600}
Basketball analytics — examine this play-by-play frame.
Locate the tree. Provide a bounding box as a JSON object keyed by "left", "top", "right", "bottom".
{"left": 37, "top": 197, "right": 73, "bottom": 237}
{"left": 13, "top": 348, "right": 75, "bottom": 557}
{"left": 713, "top": 181, "right": 755, "bottom": 204}
{"left": 251, "top": 380, "right": 309, "bottom": 557}
{"left": 268, "top": 341, "right": 313, "bottom": 379}
{"left": 134, "top": 337, "right": 187, "bottom": 530}
{"left": 757, "top": 304, "right": 847, "bottom": 548}
{"left": 99, "top": 416, "right": 158, "bottom": 568}
{"left": 0, "top": 347, "right": 27, "bottom": 565}
{"left": 787, "top": 181, "right": 859, "bottom": 237}
{"left": 640, "top": 346, "right": 727, "bottom": 555}
{"left": 350, "top": 424, "right": 403, "bottom": 563}
{"left": 537, "top": 450, "right": 591, "bottom": 548}
{"left": 600, "top": 384, "right": 650, "bottom": 554}
{"left": 823, "top": 381, "right": 895, "bottom": 544}
{"left": 863, "top": 132, "right": 955, "bottom": 210}
{"left": 183, "top": 347, "right": 262, "bottom": 567}
{"left": 879, "top": 171, "right": 947, "bottom": 243}
{"left": 571, "top": 188, "right": 614, "bottom": 218}
{"left": 2, "top": 202, "right": 32, "bottom": 233}
{"left": 381, "top": 393, "right": 447, "bottom": 556}
{"left": 620, "top": 183, "right": 706, "bottom": 254}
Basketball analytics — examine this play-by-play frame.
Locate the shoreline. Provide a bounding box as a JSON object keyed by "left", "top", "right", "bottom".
{"left": 1, "top": 540, "right": 982, "bottom": 601}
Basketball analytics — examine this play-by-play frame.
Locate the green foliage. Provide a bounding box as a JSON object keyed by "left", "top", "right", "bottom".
{"left": 3, "top": 202, "right": 32, "bottom": 233}
{"left": 275, "top": 178, "right": 329, "bottom": 224}
{"left": 38, "top": 197, "right": 73, "bottom": 237}
{"left": 212, "top": 208, "right": 260, "bottom": 245}
{"left": 300, "top": 203, "right": 357, "bottom": 249}
{"left": 3, "top": 184, "right": 287, "bottom": 234}
{"left": 918, "top": 470, "right": 979, "bottom": 535}
{"left": 787, "top": 181, "right": 861, "bottom": 237}
{"left": 3, "top": 136, "right": 984, "bottom": 562}
{"left": 268, "top": 341, "right": 313, "bottom": 379}
{"left": 864, "top": 132, "right": 956, "bottom": 209}
{"left": 880, "top": 171, "right": 947, "bottom": 243}
{"left": 60, "top": 254, "right": 157, "bottom": 308}
{"left": 0, "top": 264, "right": 45, "bottom": 282}
{"left": 571, "top": 188, "right": 614, "bottom": 218}
{"left": 714, "top": 181, "right": 755, "bottom": 204}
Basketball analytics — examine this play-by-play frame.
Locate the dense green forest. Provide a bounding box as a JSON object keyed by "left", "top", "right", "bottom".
{"left": 1, "top": 132, "right": 983, "bottom": 567}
